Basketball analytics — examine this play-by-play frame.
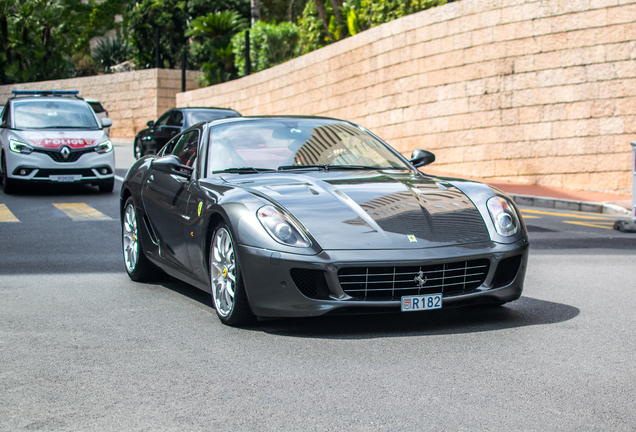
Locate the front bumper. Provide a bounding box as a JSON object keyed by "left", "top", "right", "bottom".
{"left": 238, "top": 238, "right": 529, "bottom": 318}
{"left": 5, "top": 149, "right": 115, "bottom": 184}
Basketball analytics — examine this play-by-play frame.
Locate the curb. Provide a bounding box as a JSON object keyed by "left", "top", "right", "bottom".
{"left": 509, "top": 194, "right": 631, "bottom": 217}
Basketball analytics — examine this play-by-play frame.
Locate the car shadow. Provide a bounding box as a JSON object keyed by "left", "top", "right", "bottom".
{"left": 254, "top": 297, "right": 580, "bottom": 339}
{"left": 156, "top": 279, "right": 579, "bottom": 339}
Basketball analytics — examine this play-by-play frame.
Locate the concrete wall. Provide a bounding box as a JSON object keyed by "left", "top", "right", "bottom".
{"left": 177, "top": 0, "right": 636, "bottom": 195}
{"left": 1, "top": 69, "right": 201, "bottom": 138}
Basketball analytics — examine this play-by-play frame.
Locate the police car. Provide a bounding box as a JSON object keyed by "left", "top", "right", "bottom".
{"left": 0, "top": 90, "right": 114, "bottom": 194}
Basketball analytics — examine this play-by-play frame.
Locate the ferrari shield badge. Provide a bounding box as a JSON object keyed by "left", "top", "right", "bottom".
{"left": 197, "top": 202, "right": 203, "bottom": 217}
{"left": 407, "top": 235, "right": 417, "bottom": 243}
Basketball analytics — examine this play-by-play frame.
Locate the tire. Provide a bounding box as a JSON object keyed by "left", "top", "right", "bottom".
{"left": 210, "top": 224, "right": 253, "bottom": 326}
{"left": 122, "top": 197, "right": 159, "bottom": 281}
{"left": 1, "top": 154, "right": 17, "bottom": 195}
{"left": 134, "top": 138, "right": 143, "bottom": 159}
{"left": 99, "top": 178, "right": 115, "bottom": 193}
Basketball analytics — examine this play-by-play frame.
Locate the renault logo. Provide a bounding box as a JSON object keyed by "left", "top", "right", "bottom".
{"left": 60, "top": 146, "right": 71, "bottom": 160}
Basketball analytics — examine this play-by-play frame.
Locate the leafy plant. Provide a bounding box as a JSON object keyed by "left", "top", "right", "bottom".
{"left": 232, "top": 21, "right": 302, "bottom": 76}
{"left": 91, "top": 38, "right": 130, "bottom": 73}
{"left": 297, "top": 1, "right": 330, "bottom": 54}
{"left": 297, "top": 0, "right": 448, "bottom": 55}
{"left": 187, "top": 10, "right": 247, "bottom": 85}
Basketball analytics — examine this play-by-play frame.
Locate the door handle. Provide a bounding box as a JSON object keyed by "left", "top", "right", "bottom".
{"left": 148, "top": 175, "right": 154, "bottom": 182}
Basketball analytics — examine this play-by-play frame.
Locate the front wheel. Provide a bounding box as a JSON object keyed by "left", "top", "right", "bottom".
{"left": 210, "top": 224, "right": 253, "bottom": 326}
{"left": 1, "top": 154, "right": 17, "bottom": 194}
{"left": 134, "top": 138, "right": 143, "bottom": 159}
{"left": 99, "top": 178, "right": 114, "bottom": 193}
{"left": 122, "top": 197, "right": 158, "bottom": 281}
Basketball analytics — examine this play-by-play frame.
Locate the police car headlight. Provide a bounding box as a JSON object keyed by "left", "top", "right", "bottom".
{"left": 9, "top": 140, "right": 34, "bottom": 154}
{"left": 95, "top": 140, "right": 113, "bottom": 154}
{"left": 487, "top": 196, "right": 520, "bottom": 237}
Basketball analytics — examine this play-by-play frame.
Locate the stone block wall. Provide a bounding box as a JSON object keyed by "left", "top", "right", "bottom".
{"left": 0, "top": 69, "right": 201, "bottom": 138}
{"left": 177, "top": 0, "right": 636, "bottom": 195}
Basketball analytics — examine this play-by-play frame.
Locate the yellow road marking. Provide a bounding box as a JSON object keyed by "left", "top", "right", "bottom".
{"left": 0, "top": 204, "right": 19, "bottom": 222}
{"left": 563, "top": 221, "right": 614, "bottom": 230}
{"left": 521, "top": 215, "right": 541, "bottom": 219}
{"left": 53, "top": 203, "right": 112, "bottom": 221}
{"left": 522, "top": 209, "right": 620, "bottom": 220}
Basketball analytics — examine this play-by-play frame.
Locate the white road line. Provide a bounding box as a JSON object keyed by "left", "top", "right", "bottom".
{"left": 115, "top": 175, "right": 125, "bottom": 182}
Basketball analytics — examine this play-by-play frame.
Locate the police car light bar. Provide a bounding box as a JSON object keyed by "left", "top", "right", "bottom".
{"left": 11, "top": 90, "right": 79, "bottom": 96}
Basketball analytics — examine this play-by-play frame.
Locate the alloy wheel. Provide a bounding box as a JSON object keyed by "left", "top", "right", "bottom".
{"left": 123, "top": 203, "right": 139, "bottom": 273}
{"left": 211, "top": 227, "right": 236, "bottom": 317}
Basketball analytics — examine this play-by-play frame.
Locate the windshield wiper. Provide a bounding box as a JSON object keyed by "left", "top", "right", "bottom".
{"left": 326, "top": 165, "right": 384, "bottom": 170}
{"left": 278, "top": 164, "right": 385, "bottom": 171}
{"left": 278, "top": 164, "right": 330, "bottom": 171}
{"left": 213, "top": 167, "right": 276, "bottom": 174}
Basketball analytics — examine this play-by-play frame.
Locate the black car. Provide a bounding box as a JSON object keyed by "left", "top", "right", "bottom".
{"left": 133, "top": 107, "right": 240, "bottom": 159}
{"left": 120, "top": 116, "right": 529, "bottom": 326}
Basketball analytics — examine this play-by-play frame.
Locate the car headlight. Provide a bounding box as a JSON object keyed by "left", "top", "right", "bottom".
{"left": 257, "top": 205, "right": 311, "bottom": 247}
{"left": 95, "top": 140, "right": 113, "bottom": 154}
{"left": 486, "top": 196, "right": 520, "bottom": 236}
{"left": 9, "top": 139, "right": 34, "bottom": 154}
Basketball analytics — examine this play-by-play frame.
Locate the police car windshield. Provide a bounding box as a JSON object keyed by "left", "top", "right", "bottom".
{"left": 13, "top": 99, "right": 99, "bottom": 129}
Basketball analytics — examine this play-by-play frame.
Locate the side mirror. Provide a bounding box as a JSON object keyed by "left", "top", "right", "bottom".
{"left": 409, "top": 149, "right": 435, "bottom": 168}
{"left": 101, "top": 118, "right": 112, "bottom": 128}
{"left": 146, "top": 120, "right": 155, "bottom": 128}
{"left": 151, "top": 155, "right": 193, "bottom": 179}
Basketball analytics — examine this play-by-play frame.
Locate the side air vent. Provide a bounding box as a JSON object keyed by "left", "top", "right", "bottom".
{"left": 492, "top": 255, "right": 522, "bottom": 288}
{"left": 290, "top": 269, "right": 330, "bottom": 300}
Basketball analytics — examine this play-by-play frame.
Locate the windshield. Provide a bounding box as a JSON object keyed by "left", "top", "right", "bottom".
{"left": 207, "top": 119, "right": 408, "bottom": 174}
{"left": 13, "top": 99, "right": 99, "bottom": 129}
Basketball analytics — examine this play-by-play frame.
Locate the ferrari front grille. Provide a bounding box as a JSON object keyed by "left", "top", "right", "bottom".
{"left": 338, "top": 259, "right": 490, "bottom": 300}
{"left": 33, "top": 147, "right": 95, "bottom": 162}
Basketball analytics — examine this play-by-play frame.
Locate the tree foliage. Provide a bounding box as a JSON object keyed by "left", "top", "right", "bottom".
{"left": 297, "top": 0, "right": 447, "bottom": 54}
{"left": 0, "top": 0, "right": 127, "bottom": 84}
{"left": 126, "top": 0, "right": 189, "bottom": 69}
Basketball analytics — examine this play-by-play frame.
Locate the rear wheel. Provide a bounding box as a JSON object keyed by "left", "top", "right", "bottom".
{"left": 210, "top": 224, "right": 253, "bottom": 326}
{"left": 1, "top": 154, "right": 17, "bottom": 194}
{"left": 122, "top": 197, "right": 158, "bottom": 281}
{"left": 99, "top": 178, "right": 114, "bottom": 193}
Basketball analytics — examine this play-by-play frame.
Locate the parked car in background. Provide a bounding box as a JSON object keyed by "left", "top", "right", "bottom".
{"left": 133, "top": 107, "right": 240, "bottom": 159}
{"left": 86, "top": 98, "right": 110, "bottom": 135}
{"left": 0, "top": 90, "right": 114, "bottom": 194}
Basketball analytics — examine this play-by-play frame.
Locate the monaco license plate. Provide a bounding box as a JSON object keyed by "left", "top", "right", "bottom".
{"left": 401, "top": 293, "right": 442, "bottom": 312}
{"left": 50, "top": 175, "right": 77, "bottom": 182}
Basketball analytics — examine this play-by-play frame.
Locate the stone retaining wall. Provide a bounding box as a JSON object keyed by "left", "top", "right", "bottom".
{"left": 177, "top": 0, "right": 636, "bottom": 195}
{"left": 1, "top": 69, "right": 201, "bottom": 138}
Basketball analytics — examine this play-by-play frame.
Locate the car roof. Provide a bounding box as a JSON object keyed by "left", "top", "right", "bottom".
{"left": 177, "top": 107, "right": 239, "bottom": 112}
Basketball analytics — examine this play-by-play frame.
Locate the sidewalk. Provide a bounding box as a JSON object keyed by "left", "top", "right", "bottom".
{"left": 424, "top": 169, "right": 632, "bottom": 217}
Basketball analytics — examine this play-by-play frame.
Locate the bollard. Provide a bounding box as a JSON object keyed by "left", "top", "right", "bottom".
{"left": 613, "top": 141, "right": 636, "bottom": 232}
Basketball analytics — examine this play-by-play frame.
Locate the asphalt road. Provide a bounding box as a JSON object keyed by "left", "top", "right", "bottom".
{"left": 1, "top": 167, "right": 636, "bottom": 431}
